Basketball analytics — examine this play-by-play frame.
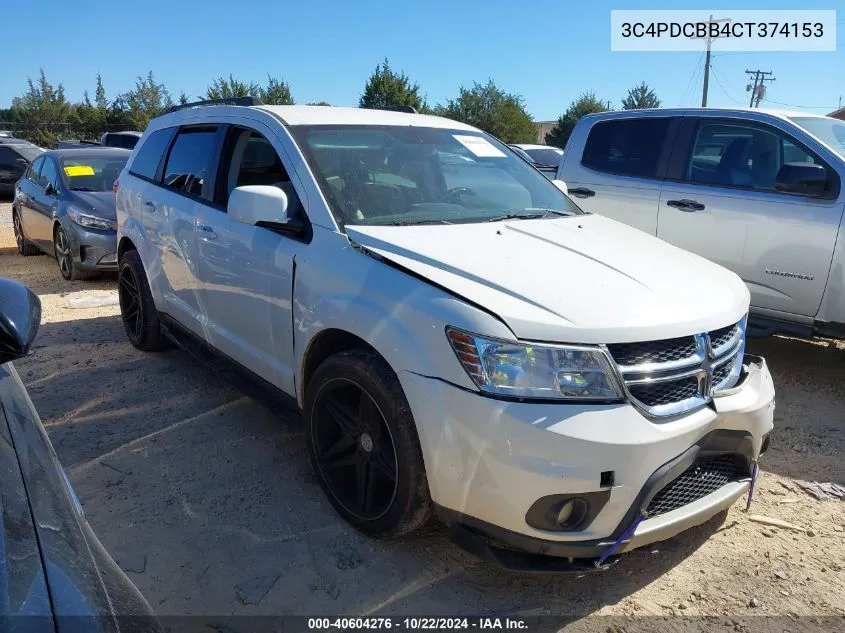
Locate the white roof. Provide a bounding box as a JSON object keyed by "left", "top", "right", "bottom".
{"left": 255, "top": 105, "right": 478, "bottom": 130}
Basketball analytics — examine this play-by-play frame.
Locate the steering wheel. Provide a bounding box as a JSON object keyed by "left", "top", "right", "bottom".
{"left": 439, "top": 187, "right": 475, "bottom": 204}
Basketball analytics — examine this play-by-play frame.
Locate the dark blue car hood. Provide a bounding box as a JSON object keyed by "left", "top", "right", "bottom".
{"left": 67, "top": 191, "right": 117, "bottom": 221}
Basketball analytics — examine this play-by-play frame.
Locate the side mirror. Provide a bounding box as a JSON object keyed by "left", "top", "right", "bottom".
{"left": 552, "top": 179, "right": 568, "bottom": 195}
{"left": 44, "top": 182, "right": 58, "bottom": 197}
{"left": 227, "top": 185, "right": 305, "bottom": 235}
{"left": 0, "top": 279, "right": 41, "bottom": 364}
{"left": 775, "top": 163, "right": 827, "bottom": 197}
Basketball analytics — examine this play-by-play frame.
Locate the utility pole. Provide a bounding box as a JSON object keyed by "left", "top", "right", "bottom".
{"left": 691, "top": 14, "right": 731, "bottom": 107}
{"left": 745, "top": 70, "right": 775, "bottom": 107}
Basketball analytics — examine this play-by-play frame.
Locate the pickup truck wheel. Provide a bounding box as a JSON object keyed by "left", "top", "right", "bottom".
{"left": 306, "top": 349, "right": 431, "bottom": 537}
{"left": 118, "top": 250, "right": 169, "bottom": 351}
{"left": 13, "top": 209, "right": 40, "bottom": 256}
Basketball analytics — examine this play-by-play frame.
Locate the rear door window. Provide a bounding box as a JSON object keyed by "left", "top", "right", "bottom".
{"left": 582, "top": 118, "right": 671, "bottom": 179}
{"left": 38, "top": 157, "right": 58, "bottom": 189}
{"left": 162, "top": 127, "right": 219, "bottom": 200}
{"left": 130, "top": 128, "right": 177, "bottom": 181}
{"left": 28, "top": 156, "right": 45, "bottom": 182}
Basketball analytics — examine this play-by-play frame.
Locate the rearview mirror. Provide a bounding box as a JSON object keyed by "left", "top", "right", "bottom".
{"left": 552, "top": 179, "right": 568, "bottom": 195}
{"left": 0, "top": 279, "right": 41, "bottom": 364}
{"left": 775, "top": 163, "right": 827, "bottom": 197}
{"left": 228, "top": 185, "right": 305, "bottom": 235}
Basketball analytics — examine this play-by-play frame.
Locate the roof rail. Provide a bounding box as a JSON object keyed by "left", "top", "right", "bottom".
{"left": 370, "top": 105, "right": 418, "bottom": 114}
{"left": 164, "top": 96, "right": 264, "bottom": 114}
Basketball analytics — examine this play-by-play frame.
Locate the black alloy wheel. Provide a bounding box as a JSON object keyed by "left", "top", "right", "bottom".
{"left": 119, "top": 263, "right": 143, "bottom": 342}
{"left": 312, "top": 377, "right": 399, "bottom": 521}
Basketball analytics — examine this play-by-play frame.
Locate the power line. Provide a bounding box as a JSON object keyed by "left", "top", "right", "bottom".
{"left": 759, "top": 97, "right": 840, "bottom": 110}
{"left": 710, "top": 67, "right": 743, "bottom": 104}
{"left": 678, "top": 50, "right": 705, "bottom": 106}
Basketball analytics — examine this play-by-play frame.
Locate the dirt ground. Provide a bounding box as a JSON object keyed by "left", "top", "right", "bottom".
{"left": 1, "top": 200, "right": 843, "bottom": 630}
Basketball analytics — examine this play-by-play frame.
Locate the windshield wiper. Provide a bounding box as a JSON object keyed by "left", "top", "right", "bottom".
{"left": 388, "top": 218, "right": 453, "bottom": 226}
{"left": 486, "top": 208, "right": 571, "bottom": 222}
{"left": 69, "top": 186, "right": 98, "bottom": 192}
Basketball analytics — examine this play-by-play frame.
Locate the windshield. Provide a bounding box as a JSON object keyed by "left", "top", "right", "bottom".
{"left": 523, "top": 147, "right": 563, "bottom": 166}
{"left": 15, "top": 145, "right": 43, "bottom": 162}
{"left": 289, "top": 125, "right": 582, "bottom": 226}
{"left": 60, "top": 155, "right": 128, "bottom": 191}
{"left": 791, "top": 117, "right": 845, "bottom": 159}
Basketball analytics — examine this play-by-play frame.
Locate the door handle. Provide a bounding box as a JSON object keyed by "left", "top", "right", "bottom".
{"left": 666, "top": 199, "right": 705, "bottom": 212}
{"left": 568, "top": 187, "right": 595, "bottom": 198}
{"left": 144, "top": 201, "right": 157, "bottom": 213}
{"left": 196, "top": 224, "right": 218, "bottom": 240}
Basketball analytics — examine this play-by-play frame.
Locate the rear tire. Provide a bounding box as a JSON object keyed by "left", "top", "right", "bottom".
{"left": 13, "top": 209, "right": 39, "bottom": 256}
{"left": 118, "top": 249, "right": 169, "bottom": 351}
{"left": 305, "top": 348, "right": 431, "bottom": 538}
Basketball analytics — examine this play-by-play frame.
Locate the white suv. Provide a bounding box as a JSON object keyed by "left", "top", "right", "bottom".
{"left": 115, "top": 99, "right": 774, "bottom": 570}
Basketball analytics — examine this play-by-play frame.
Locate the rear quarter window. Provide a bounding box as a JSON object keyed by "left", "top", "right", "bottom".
{"left": 582, "top": 118, "right": 671, "bottom": 179}
{"left": 129, "top": 128, "right": 177, "bottom": 180}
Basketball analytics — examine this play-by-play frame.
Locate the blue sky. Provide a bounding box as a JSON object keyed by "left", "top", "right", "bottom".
{"left": 2, "top": 0, "right": 842, "bottom": 119}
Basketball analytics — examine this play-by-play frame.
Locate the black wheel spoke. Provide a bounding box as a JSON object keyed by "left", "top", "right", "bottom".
{"left": 372, "top": 448, "right": 397, "bottom": 481}
{"left": 325, "top": 398, "right": 360, "bottom": 435}
{"left": 358, "top": 392, "right": 382, "bottom": 442}
{"left": 321, "top": 432, "right": 357, "bottom": 464}
{"left": 356, "top": 460, "right": 376, "bottom": 513}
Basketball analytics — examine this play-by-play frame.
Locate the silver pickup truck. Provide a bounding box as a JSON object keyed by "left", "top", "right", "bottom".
{"left": 558, "top": 108, "right": 845, "bottom": 339}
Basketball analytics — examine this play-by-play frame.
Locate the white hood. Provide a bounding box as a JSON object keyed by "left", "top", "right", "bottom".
{"left": 345, "top": 214, "right": 750, "bottom": 344}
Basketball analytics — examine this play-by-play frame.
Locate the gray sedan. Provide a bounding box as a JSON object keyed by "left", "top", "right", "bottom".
{"left": 12, "top": 148, "right": 129, "bottom": 280}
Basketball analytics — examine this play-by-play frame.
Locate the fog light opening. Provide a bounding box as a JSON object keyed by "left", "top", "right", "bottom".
{"left": 556, "top": 498, "right": 588, "bottom": 530}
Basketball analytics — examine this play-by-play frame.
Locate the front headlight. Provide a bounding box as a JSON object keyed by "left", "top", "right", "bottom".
{"left": 67, "top": 207, "right": 117, "bottom": 231}
{"left": 446, "top": 327, "right": 624, "bottom": 401}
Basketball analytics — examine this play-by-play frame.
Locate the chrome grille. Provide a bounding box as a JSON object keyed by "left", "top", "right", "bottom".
{"left": 628, "top": 377, "right": 699, "bottom": 408}
{"left": 710, "top": 323, "right": 738, "bottom": 352}
{"left": 606, "top": 336, "right": 697, "bottom": 367}
{"left": 646, "top": 455, "right": 746, "bottom": 518}
{"left": 607, "top": 317, "right": 747, "bottom": 417}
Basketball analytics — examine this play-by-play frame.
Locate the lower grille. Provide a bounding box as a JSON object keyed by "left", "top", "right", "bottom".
{"left": 646, "top": 455, "right": 746, "bottom": 518}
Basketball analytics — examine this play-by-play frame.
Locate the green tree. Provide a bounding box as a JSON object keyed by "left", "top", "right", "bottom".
{"left": 545, "top": 92, "right": 612, "bottom": 148}
{"left": 259, "top": 75, "right": 294, "bottom": 105}
{"left": 307, "top": 101, "right": 332, "bottom": 106}
{"left": 435, "top": 80, "right": 536, "bottom": 143}
{"left": 203, "top": 74, "right": 293, "bottom": 105}
{"left": 203, "top": 74, "right": 261, "bottom": 100}
{"left": 74, "top": 91, "right": 104, "bottom": 141}
{"left": 178, "top": 91, "right": 190, "bottom": 105}
{"left": 622, "top": 81, "right": 661, "bottom": 110}
{"left": 117, "top": 71, "right": 173, "bottom": 130}
{"left": 94, "top": 73, "right": 108, "bottom": 111}
{"left": 359, "top": 58, "right": 426, "bottom": 111}
{"left": 10, "top": 69, "right": 75, "bottom": 146}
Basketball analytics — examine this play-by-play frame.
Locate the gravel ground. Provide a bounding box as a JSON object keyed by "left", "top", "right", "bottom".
{"left": 1, "top": 209, "right": 843, "bottom": 630}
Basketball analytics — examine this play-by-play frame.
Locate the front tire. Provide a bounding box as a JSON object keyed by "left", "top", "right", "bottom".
{"left": 54, "top": 225, "right": 96, "bottom": 280}
{"left": 13, "top": 209, "right": 39, "bottom": 256}
{"left": 118, "top": 249, "right": 169, "bottom": 351}
{"left": 306, "top": 348, "right": 431, "bottom": 537}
